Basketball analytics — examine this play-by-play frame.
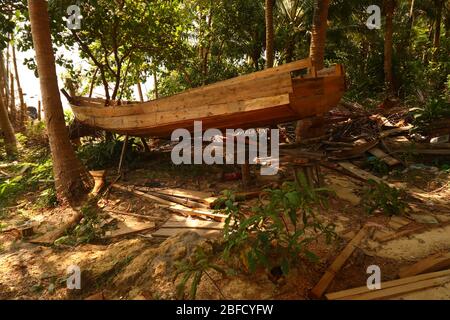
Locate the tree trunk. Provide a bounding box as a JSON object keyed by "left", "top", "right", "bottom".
{"left": 433, "top": 0, "right": 443, "bottom": 56}
{"left": 137, "top": 82, "right": 144, "bottom": 102}
{"left": 0, "top": 86, "right": 17, "bottom": 158}
{"left": 12, "top": 42, "right": 27, "bottom": 130}
{"left": 384, "top": 0, "right": 396, "bottom": 97}
{"left": 296, "top": 0, "right": 330, "bottom": 143}
{"left": 265, "top": 0, "right": 275, "bottom": 69}
{"left": 28, "top": 0, "right": 92, "bottom": 203}
{"left": 0, "top": 53, "right": 9, "bottom": 109}
{"left": 153, "top": 72, "right": 159, "bottom": 99}
{"left": 9, "top": 72, "right": 15, "bottom": 124}
{"left": 88, "top": 68, "right": 98, "bottom": 98}
{"left": 309, "top": 0, "right": 331, "bottom": 70}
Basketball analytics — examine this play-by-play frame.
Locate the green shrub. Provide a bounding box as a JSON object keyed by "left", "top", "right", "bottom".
{"left": 362, "top": 180, "right": 408, "bottom": 216}
{"left": 220, "top": 173, "right": 336, "bottom": 275}
{"left": 77, "top": 137, "right": 141, "bottom": 170}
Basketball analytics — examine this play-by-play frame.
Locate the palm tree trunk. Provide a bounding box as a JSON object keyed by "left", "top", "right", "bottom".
{"left": 433, "top": 0, "right": 443, "bottom": 57}
{"left": 296, "top": 0, "right": 330, "bottom": 143}
{"left": 9, "top": 72, "right": 16, "bottom": 124}
{"left": 0, "top": 86, "right": 17, "bottom": 158}
{"left": 0, "top": 53, "right": 9, "bottom": 110}
{"left": 384, "top": 0, "right": 396, "bottom": 97}
{"left": 12, "top": 42, "right": 27, "bottom": 130}
{"left": 28, "top": 0, "right": 92, "bottom": 203}
{"left": 265, "top": 0, "right": 275, "bottom": 69}
{"left": 309, "top": 0, "right": 331, "bottom": 70}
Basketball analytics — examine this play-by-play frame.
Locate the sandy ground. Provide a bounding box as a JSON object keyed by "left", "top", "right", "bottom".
{"left": 1, "top": 159, "right": 449, "bottom": 300}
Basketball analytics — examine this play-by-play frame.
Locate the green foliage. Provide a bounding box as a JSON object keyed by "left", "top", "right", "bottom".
{"left": 220, "top": 173, "right": 336, "bottom": 275}
{"left": 0, "top": 176, "right": 25, "bottom": 204}
{"left": 362, "top": 180, "right": 409, "bottom": 216}
{"left": 365, "top": 156, "right": 389, "bottom": 176}
{"left": 175, "top": 246, "right": 227, "bottom": 300}
{"left": 76, "top": 136, "right": 140, "bottom": 170}
{"left": 54, "top": 201, "right": 104, "bottom": 246}
{"left": 35, "top": 187, "right": 58, "bottom": 209}
{"left": 411, "top": 97, "right": 450, "bottom": 132}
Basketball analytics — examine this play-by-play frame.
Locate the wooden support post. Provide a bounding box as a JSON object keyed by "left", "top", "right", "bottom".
{"left": 241, "top": 136, "right": 251, "bottom": 186}
{"left": 118, "top": 134, "right": 129, "bottom": 176}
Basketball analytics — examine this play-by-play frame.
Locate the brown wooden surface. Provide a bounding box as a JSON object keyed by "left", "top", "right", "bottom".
{"left": 310, "top": 225, "right": 370, "bottom": 298}
{"left": 326, "top": 268, "right": 450, "bottom": 300}
{"left": 70, "top": 61, "right": 345, "bottom": 137}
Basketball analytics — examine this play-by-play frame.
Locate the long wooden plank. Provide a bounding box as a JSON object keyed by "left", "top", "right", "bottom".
{"left": 326, "top": 268, "right": 450, "bottom": 300}
{"left": 337, "top": 162, "right": 384, "bottom": 183}
{"left": 346, "top": 275, "right": 450, "bottom": 300}
{"left": 398, "top": 252, "right": 450, "bottom": 278}
{"left": 112, "top": 183, "right": 175, "bottom": 206}
{"left": 111, "top": 184, "right": 226, "bottom": 221}
{"left": 74, "top": 93, "right": 291, "bottom": 130}
{"left": 168, "top": 204, "right": 228, "bottom": 221}
{"left": 73, "top": 72, "right": 293, "bottom": 118}
{"left": 310, "top": 225, "right": 370, "bottom": 298}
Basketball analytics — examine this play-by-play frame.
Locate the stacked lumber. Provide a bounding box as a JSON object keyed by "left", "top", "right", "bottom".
{"left": 326, "top": 269, "right": 450, "bottom": 300}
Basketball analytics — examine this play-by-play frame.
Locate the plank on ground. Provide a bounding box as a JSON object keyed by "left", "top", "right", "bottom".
{"left": 310, "top": 225, "right": 371, "bottom": 298}
{"left": 398, "top": 252, "right": 450, "bottom": 278}
{"left": 326, "top": 268, "right": 450, "bottom": 300}
{"left": 343, "top": 275, "right": 450, "bottom": 300}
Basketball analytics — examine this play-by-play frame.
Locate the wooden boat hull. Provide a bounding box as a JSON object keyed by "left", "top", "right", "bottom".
{"left": 70, "top": 58, "right": 346, "bottom": 137}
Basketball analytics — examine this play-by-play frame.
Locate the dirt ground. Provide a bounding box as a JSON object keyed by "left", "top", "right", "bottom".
{"left": 1, "top": 153, "right": 449, "bottom": 300}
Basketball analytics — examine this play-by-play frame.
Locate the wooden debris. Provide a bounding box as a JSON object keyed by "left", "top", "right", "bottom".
{"left": 388, "top": 216, "right": 412, "bottom": 230}
{"left": 326, "top": 269, "right": 450, "bottom": 300}
{"left": 151, "top": 215, "right": 224, "bottom": 238}
{"left": 310, "top": 225, "right": 371, "bottom": 298}
{"left": 108, "top": 210, "right": 154, "bottom": 221}
{"left": 337, "top": 162, "right": 384, "bottom": 184}
{"left": 168, "top": 204, "right": 228, "bottom": 221}
{"left": 379, "top": 125, "right": 412, "bottom": 138}
{"left": 330, "top": 139, "right": 379, "bottom": 160}
{"left": 112, "top": 183, "right": 226, "bottom": 221}
{"left": 377, "top": 225, "right": 426, "bottom": 243}
{"left": 104, "top": 213, "right": 155, "bottom": 239}
{"left": 398, "top": 252, "right": 450, "bottom": 278}
{"left": 368, "top": 147, "right": 400, "bottom": 166}
{"left": 142, "top": 187, "right": 217, "bottom": 207}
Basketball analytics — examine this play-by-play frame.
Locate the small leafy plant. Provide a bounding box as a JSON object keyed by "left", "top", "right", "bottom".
{"left": 362, "top": 180, "right": 409, "bottom": 216}
{"left": 175, "top": 246, "right": 227, "bottom": 300}
{"left": 220, "top": 173, "right": 336, "bottom": 276}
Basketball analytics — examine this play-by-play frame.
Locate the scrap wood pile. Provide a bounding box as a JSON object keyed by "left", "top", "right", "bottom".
{"left": 106, "top": 183, "right": 260, "bottom": 239}
{"left": 280, "top": 99, "right": 450, "bottom": 188}
{"left": 310, "top": 224, "right": 450, "bottom": 300}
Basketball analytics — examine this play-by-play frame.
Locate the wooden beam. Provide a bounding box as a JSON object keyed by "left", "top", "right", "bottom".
{"left": 310, "top": 225, "right": 371, "bottom": 298}
{"left": 399, "top": 252, "right": 450, "bottom": 278}
{"left": 326, "top": 268, "right": 450, "bottom": 300}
